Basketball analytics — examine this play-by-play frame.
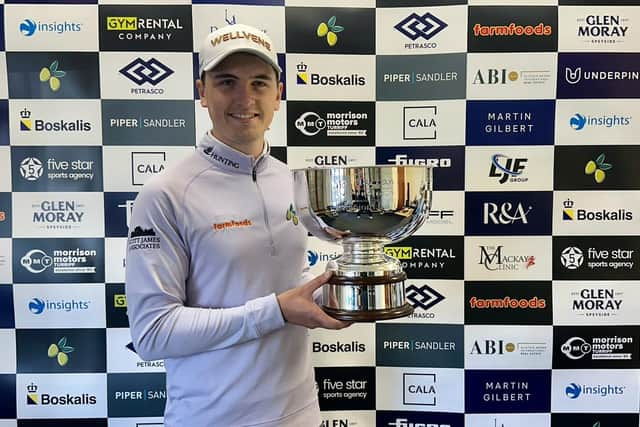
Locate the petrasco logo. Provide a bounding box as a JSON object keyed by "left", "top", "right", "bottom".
{"left": 406, "top": 285, "right": 445, "bottom": 311}
{"left": 26, "top": 382, "right": 97, "bottom": 406}
{"left": 119, "top": 58, "right": 174, "bottom": 95}
{"left": 20, "top": 18, "right": 82, "bottom": 37}
{"left": 395, "top": 12, "right": 448, "bottom": 49}
{"left": 296, "top": 62, "right": 365, "bottom": 87}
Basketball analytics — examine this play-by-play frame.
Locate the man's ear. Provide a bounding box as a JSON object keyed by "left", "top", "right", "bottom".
{"left": 274, "top": 81, "right": 283, "bottom": 111}
{"left": 196, "top": 79, "right": 207, "bottom": 107}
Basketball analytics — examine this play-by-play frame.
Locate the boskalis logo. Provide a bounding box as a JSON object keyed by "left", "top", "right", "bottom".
{"left": 47, "top": 336, "right": 74, "bottom": 367}
{"left": 565, "top": 381, "right": 625, "bottom": 400}
{"left": 483, "top": 202, "right": 532, "bottom": 225}
{"left": 570, "top": 113, "right": 631, "bottom": 131}
{"left": 489, "top": 154, "right": 527, "bottom": 184}
{"left": 21, "top": 248, "right": 97, "bottom": 274}
{"left": 31, "top": 200, "right": 86, "bottom": 231}
{"left": 128, "top": 226, "right": 160, "bottom": 251}
{"left": 316, "top": 16, "right": 344, "bottom": 47}
{"left": 29, "top": 297, "right": 90, "bottom": 315}
{"left": 561, "top": 335, "right": 633, "bottom": 361}
{"left": 562, "top": 198, "right": 632, "bottom": 222}
{"left": 295, "top": 111, "right": 368, "bottom": 137}
{"left": 296, "top": 62, "right": 366, "bottom": 87}
{"left": 26, "top": 382, "right": 97, "bottom": 406}
{"left": 307, "top": 250, "right": 339, "bottom": 267}
{"left": 571, "top": 288, "right": 623, "bottom": 318}
{"left": 20, "top": 18, "right": 82, "bottom": 37}
{"left": 577, "top": 15, "right": 629, "bottom": 45}
{"left": 395, "top": 12, "right": 448, "bottom": 50}
{"left": 119, "top": 58, "right": 174, "bottom": 95}
{"left": 313, "top": 339, "right": 365, "bottom": 353}
{"left": 19, "top": 108, "right": 91, "bottom": 133}
{"left": 479, "top": 245, "right": 536, "bottom": 271}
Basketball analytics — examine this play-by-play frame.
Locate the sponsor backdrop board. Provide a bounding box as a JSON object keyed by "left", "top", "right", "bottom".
{"left": 0, "top": 1, "right": 639, "bottom": 426}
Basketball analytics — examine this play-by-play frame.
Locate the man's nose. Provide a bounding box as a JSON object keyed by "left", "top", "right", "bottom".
{"left": 234, "top": 83, "right": 256, "bottom": 105}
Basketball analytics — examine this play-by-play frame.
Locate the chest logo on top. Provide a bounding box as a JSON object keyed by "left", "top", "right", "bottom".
{"left": 286, "top": 204, "right": 299, "bottom": 226}
{"left": 212, "top": 219, "right": 253, "bottom": 232}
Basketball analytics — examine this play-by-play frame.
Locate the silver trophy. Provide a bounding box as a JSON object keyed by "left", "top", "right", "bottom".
{"left": 293, "top": 165, "right": 433, "bottom": 321}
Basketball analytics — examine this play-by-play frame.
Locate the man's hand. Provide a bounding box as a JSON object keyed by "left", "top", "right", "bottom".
{"left": 277, "top": 271, "right": 352, "bottom": 330}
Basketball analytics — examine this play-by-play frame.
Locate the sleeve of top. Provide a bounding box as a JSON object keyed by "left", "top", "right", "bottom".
{"left": 125, "top": 179, "right": 285, "bottom": 361}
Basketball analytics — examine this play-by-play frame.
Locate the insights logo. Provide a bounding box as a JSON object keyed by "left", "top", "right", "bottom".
{"left": 565, "top": 382, "right": 625, "bottom": 399}
{"left": 28, "top": 297, "right": 90, "bottom": 314}
{"left": 20, "top": 18, "right": 82, "bottom": 37}
{"left": 570, "top": 113, "right": 631, "bottom": 130}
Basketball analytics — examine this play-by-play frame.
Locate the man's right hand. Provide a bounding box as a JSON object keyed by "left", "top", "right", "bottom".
{"left": 277, "top": 271, "right": 352, "bottom": 330}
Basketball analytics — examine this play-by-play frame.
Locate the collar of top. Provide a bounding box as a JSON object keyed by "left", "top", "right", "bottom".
{"left": 197, "top": 131, "right": 270, "bottom": 175}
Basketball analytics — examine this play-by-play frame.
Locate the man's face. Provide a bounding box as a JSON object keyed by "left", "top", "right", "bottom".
{"left": 196, "top": 53, "right": 282, "bottom": 151}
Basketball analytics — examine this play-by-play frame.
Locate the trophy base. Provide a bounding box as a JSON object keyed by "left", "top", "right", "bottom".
{"left": 323, "top": 303, "right": 414, "bottom": 322}
{"left": 321, "top": 273, "right": 413, "bottom": 322}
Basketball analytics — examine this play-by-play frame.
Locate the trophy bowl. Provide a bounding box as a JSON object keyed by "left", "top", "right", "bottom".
{"left": 293, "top": 165, "right": 433, "bottom": 321}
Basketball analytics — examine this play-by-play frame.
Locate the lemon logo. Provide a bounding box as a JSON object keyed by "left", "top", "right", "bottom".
{"left": 317, "top": 16, "right": 344, "bottom": 47}
{"left": 39, "top": 60, "right": 66, "bottom": 92}
{"left": 47, "top": 337, "right": 74, "bottom": 367}
{"left": 585, "top": 153, "right": 612, "bottom": 184}
{"left": 286, "top": 204, "right": 299, "bottom": 225}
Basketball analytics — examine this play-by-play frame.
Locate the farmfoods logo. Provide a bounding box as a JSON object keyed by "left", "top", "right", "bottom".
{"left": 20, "top": 248, "right": 97, "bottom": 274}
{"left": 19, "top": 108, "right": 92, "bottom": 133}
{"left": 472, "top": 22, "right": 553, "bottom": 37}
{"left": 26, "top": 382, "right": 97, "bottom": 405}
{"left": 296, "top": 62, "right": 366, "bottom": 87}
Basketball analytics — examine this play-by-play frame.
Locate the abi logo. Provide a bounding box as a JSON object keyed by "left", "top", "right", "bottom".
{"left": 473, "top": 69, "right": 519, "bottom": 85}
{"left": 488, "top": 154, "right": 527, "bottom": 184}
{"left": 470, "top": 339, "right": 516, "bottom": 355}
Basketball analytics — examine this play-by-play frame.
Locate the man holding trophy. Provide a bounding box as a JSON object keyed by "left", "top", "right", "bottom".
{"left": 125, "top": 22, "right": 432, "bottom": 427}
{"left": 125, "top": 24, "right": 349, "bottom": 427}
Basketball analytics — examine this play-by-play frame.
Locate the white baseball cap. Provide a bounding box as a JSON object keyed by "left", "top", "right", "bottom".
{"left": 198, "top": 24, "right": 281, "bottom": 79}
